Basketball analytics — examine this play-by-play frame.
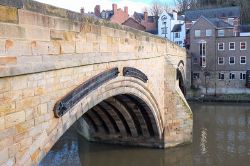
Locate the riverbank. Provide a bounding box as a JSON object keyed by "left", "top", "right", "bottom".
{"left": 187, "top": 94, "right": 250, "bottom": 103}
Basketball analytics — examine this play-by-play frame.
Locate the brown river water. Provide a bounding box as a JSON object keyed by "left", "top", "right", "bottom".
{"left": 39, "top": 102, "right": 250, "bottom": 166}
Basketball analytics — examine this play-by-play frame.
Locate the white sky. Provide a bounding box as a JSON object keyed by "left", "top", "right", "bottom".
{"left": 35, "top": 0, "right": 150, "bottom": 15}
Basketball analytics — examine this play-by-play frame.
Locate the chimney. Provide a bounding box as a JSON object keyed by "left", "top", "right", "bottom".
{"left": 94, "top": 5, "right": 100, "bottom": 17}
{"left": 173, "top": 10, "right": 177, "bottom": 20}
{"left": 112, "top": 4, "right": 117, "bottom": 14}
{"left": 144, "top": 12, "right": 148, "bottom": 22}
{"left": 80, "top": 7, "right": 84, "bottom": 14}
{"left": 124, "top": 6, "right": 128, "bottom": 15}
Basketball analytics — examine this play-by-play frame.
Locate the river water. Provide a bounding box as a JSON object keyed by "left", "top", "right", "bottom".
{"left": 40, "top": 103, "right": 250, "bottom": 166}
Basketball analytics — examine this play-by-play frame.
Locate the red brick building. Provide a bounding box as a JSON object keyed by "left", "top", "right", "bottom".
{"left": 94, "top": 4, "right": 129, "bottom": 24}
{"left": 122, "top": 17, "right": 146, "bottom": 31}
{"left": 133, "top": 12, "right": 158, "bottom": 34}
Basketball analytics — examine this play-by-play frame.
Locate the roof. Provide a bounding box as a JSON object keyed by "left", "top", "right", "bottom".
{"left": 240, "top": 25, "right": 250, "bottom": 32}
{"left": 207, "top": 17, "right": 234, "bottom": 28}
{"left": 171, "top": 24, "right": 183, "bottom": 32}
{"left": 100, "top": 10, "right": 113, "bottom": 19}
{"left": 133, "top": 12, "right": 157, "bottom": 23}
{"left": 122, "top": 17, "right": 146, "bottom": 30}
{"left": 185, "top": 6, "right": 240, "bottom": 21}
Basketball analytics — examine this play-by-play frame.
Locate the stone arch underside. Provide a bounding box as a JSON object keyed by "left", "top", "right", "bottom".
{"left": 177, "top": 60, "right": 186, "bottom": 95}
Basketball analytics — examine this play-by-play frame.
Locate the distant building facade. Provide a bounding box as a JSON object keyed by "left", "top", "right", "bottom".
{"left": 190, "top": 16, "right": 250, "bottom": 94}
{"left": 158, "top": 11, "right": 185, "bottom": 47}
{"left": 185, "top": 6, "right": 241, "bottom": 49}
{"left": 133, "top": 12, "right": 158, "bottom": 34}
{"left": 93, "top": 4, "right": 129, "bottom": 24}
{"left": 122, "top": 17, "right": 146, "bottom": 31}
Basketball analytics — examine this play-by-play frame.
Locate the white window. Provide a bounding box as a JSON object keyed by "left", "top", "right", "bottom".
{"left": 199, "top": 42, "right": 206, "bottom": 67}
{"left": 229, "top": 57, "right": 235, "bottom": 64}
{"left": 218, "top": 57, "right": 224, "bottom": 65}
{"left": 175, "top": 32, "right": 180, "bottom": 38}
{"left": 240, "top": 56, "right": 246, "bottom": 64}
{"left": 228, "top": 18, "right": 234, "bottom": 25}
{"left": 193, "top": 73, "right": 200, "bottom": 79}
{"left": 219, "top": 73, "right": 224, "bottom": 80}
{"left": 195, "top": 30, "right": 201, "bottom": 37}
{"left": 240, "top": 73, "right": 246, "bottom": 80}
{"left": 229, "top": 42, "right": 235, "bottom": 50}
{"left": 229, "top": 73, "right": 235, "bottom": 80}
{"left": 206, "top": 29, "right": 212, "bottom": 37}
{"left": 240, "top": 42, "right": 247, "bottom": 50}
{"left": 218, "top": 30, "right": 224, "bottom": 36}
{"left": 218, "top": 43, "right": 224, "bottom": 51}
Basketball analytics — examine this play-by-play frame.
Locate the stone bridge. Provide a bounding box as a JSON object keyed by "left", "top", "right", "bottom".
{"left": 0, "top": 1, "right": 192, "bottom": 165}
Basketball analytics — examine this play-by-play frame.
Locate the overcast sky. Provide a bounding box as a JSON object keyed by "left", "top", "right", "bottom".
{"left": 35, "top": 0, "right": 172, "bottom": 15}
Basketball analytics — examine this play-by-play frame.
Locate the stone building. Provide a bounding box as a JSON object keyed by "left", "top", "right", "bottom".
{"left": 158, "top": 11, "right": 185, "bottom": 47}
{"left": 185, "top": 6, "right": 241, "bottom": 49}
{"left": 93, "top": 4, "right": 129, "bottom": 24}
{"left": 190, "top": 16, "right": 250, "bottom": 94}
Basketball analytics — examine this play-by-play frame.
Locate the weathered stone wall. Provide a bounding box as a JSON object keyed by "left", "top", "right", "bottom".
{"left": 0, "top": 0, "right": 192, "bottom": 165}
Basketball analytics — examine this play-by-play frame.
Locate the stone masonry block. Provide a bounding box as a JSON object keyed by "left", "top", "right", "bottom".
{"left": 0, "top": 56, "right": 16, "bottom": 65}
{"left": 18, "top": 9, "right": 50, "bottom": 27}
{"left": 25, "top": 26, "right": 50, "bottom": 41}
{"left": 0, "top": 148, "right": 8, "bottom": 165}
{"left": 0, "top": 5, "right": 18, "bottom": 24}
{"left": 5, "top": 111, "right": 25, "bottom": 128}
{"left": 0, "top": 23, "right": 25, "bottom": 39}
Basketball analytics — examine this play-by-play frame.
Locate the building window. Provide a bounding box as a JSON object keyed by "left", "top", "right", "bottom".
{"left": 195, "top": 30, "right": 201, "bottom": 37}
{"left": 229, "top": 73, "right": 235, "bottom": 80}
{"left": 229, "top": 57, "right": 235, "bottom": 64}
{"left": 161, "top": 27, "right": 168, "bottom": 34}
{"left": 228, "top": 18, "right": 234, "bottom": 25}
{"left": 175, "top": 32, "right": 180, "bottom": 38}
{"left": 218, "top": 43, "right": 224, "bottom": 51}
{"left": 199, "top": 42, "right": 206, "bottom": 67}
{"left": 206, "top": 29, "right": 212, "bottom": 36}
{"left": 219, "top": 73, "right": 224, "bottom": 80}
{"left": 218, "top": 30, "right": 224, "bottom": 36}
{"left": 193, "top": 73, "right": 200, "bottom": 79}
{"left": 218, "top": 57, "right": 224, "bottom": 65}
{"left": 240, "top": 56, "right": 246, "bottom": 64}
{"left": 229, "top": 42, "right": 235, "bottom": 50}
{"left": 240, "top": 42, "right": 247, "bottom": 50}
{"left": 240, "top": 73, "right": 246, "bottom": 80}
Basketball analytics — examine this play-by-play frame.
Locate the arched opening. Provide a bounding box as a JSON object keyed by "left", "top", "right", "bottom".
{"left": 177, "top": 60, "right": 186, "bottom": 95}
{"left": 77, "top": 93, "right": 161, "bottom": 147}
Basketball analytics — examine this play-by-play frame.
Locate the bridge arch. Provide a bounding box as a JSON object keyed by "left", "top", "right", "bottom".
{"left": 32, "top": 75, "right": 164, "bottom": 163}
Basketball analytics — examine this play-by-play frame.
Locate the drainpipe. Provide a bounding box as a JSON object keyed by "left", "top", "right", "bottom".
{"left": 215, "top": 34, "right": 217, "bottom": 96}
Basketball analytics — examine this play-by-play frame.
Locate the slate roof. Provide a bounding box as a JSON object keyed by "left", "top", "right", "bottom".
{"left": 185, "top": 6, "right": 240, "bottom": 21}
{"left": 100, "top": 10, "right": 113, "bottom": 19}
{"left": 240, "top": 25, "right": 250, "bottom": 32}
{"left": 133, "top": 12, "right": 157, "bottom": 23}
{"left": 171, "top": 24, "right": 183, "bottom": 32}
{"left": 207, "top": 17, "right": 234, "bottom": 28}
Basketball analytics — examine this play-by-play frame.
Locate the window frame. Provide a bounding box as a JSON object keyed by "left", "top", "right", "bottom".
{"left": 229, "top": 73, "right": 236, "bottom": 80}
{"left": 218, "top": 29, "right": 224, "bottom": 37}
{"left": 229, "top": 56, "right": 235, "bottom": 65}
{"left": 229, "top": 42, "right": 235, "bottom": 50}
{"left": 240, "top": 42, "right": 247, "bottom": 50}
{"left": 240, "top": 56, "right": 246, "bottom": 64}
{"left": 206, "top": 29, "right": 212, "bottom": 37}
{"left": 218, "top": 43, "right": 224, "bottom": 51}
{"left": 240, "top": 73, "right": 246, "bottom": 80}
{"left": 218, "top": 57, "right": 224, "bottom": 65}
{"left": 175, "top": 32, "right": 180, "bottom": 38}
{"left": 218, "top": 73, "right": 224, "bottom": 80}
{"left": 195, "top": 30, "right": 201, "bottom": 37}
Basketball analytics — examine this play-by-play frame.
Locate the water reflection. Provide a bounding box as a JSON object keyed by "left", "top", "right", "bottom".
{"left": 40, "top": 103, "right": 250, "bottom": 166}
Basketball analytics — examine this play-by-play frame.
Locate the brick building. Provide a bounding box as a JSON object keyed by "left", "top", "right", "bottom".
{"left": 133, "top": 12, "right": 158, "bottom": 34}
{"left": 185, "top": 6, "right": 240, "bottom": 49}
{"left": 190, "top": 16, "right": 250, "bottom": 94}
{"left": 93, "top": 4, "right": 129, "bottom": 24}
{"left": 122, "top": 17, "right": 146, "bottom": 31}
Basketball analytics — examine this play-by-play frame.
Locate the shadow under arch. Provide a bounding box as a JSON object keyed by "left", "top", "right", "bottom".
{"left": 177, "top": 60, "right": 186, "bottom": 95}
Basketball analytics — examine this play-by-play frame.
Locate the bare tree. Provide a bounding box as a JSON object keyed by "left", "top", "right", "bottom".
{"left": 149, "top": 0, "right": 164, "bottom": 16}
